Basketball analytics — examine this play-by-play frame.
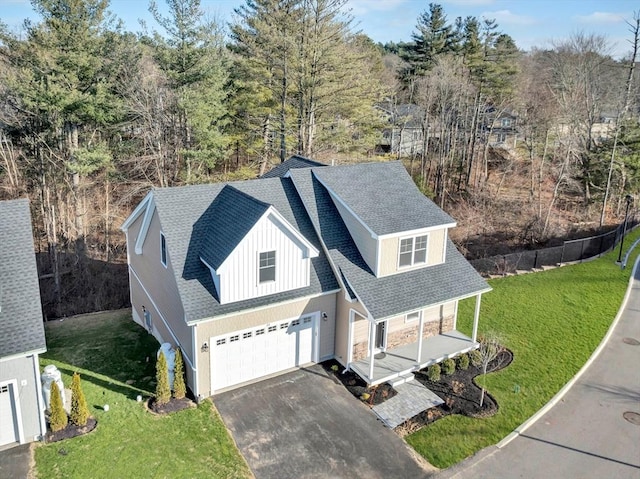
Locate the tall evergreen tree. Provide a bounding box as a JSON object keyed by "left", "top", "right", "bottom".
{"left": 70, "top": 372, "right": 90, "bottom": 426}
{"left": 49, "top": 380, "right": 68, "bottom": 432}
{"left": 173, "top": 347, "right": 186, "bottom": 399}
{"left": 406, "top": 3, "right": 457, "bottom": 74}
{"left": 155, "top": 351, "right": 171, "bottom": 405}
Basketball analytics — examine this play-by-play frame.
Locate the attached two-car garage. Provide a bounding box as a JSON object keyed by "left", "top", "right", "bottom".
{"left": 210, "top": 313, "right": 319, "bottom": 392}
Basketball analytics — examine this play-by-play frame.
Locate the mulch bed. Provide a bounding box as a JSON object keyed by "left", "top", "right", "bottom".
{"left": 322, "top": 360, "right": 397, "bottom": 406}
{"left": 395, "top": 348, "right": 514, "bottom": 435}
{"left": 147, "top": 396, "right": 196, "bottom": 415}
{"left": 45, "top": 417, "right": 98, "bottom": 443}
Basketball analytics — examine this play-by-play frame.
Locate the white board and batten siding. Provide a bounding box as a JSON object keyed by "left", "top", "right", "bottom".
{"left": 217, "top": 212, "right": 315, "bottom": 304}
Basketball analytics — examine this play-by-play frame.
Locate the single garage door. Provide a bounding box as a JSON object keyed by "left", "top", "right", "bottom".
{"left": 0, "top": 383, "right": 19, "bottom": 446}
{"left": 211, "top": 314, "right": 318, "bottom": 392}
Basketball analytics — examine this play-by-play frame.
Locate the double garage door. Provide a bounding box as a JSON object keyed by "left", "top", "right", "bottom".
{"left": 211, "top": 314, "right": 318, "bottom": 392}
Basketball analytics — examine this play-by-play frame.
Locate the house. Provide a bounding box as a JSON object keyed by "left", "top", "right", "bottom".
{"left": 121, "top": 158, "right": 490, "bottom": 397}
{"left": 0, "top": 199, "right": 48, "bottom": 448}
{"left": 376, "top": 104, "right": 428, "bottom": 157}
{"left": 483, "top": 106, "right": 518, "bottom": 147}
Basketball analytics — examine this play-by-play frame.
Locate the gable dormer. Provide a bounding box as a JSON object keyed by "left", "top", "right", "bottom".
{"left": 199, "top": 186, "right": 319, "bottom": 304}
{"left": 312, "top": 162, "right": 455, "bottom": 278}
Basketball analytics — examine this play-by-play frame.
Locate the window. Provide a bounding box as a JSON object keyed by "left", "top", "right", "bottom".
{"left": 268, "top": 325, "right": 277, "bottom": 333}
{"left": 230, "top": 335, "right": 239, "bottom": 342}
{"left": 501, "top": 118, "right": 512, "bottom": 127}
{"left": 398, "top": 235, "right": 428, "bottom": 268}
{"left": 160, "top": 232, "right": 167, "bottom": 267}
{"left": 259, "top": 251, "right": 276, "bottom": 283}
{"left": 216, "top": 339, "right": 226, "bottom": 346}
{"left": 255, "top": 329, "right": 265, "bottom": 336}
{"left": 405, "top": 311, "right": 420, "bottom": 323}
{"left": 243, "top": 332, "right": 252, "bottom": 339}
{"left": 291, "top": 319, "right": 300, "bottom": 327}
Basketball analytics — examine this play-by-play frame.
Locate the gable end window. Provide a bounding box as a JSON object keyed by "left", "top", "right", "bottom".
{"left": 259, "top": 251, "right": 276, "bottom": 283}
{"left": 160, "top": 232, "right": 167, "bottom": 267}
{"left": 398, "top": 234, "right": 428, "bottom": 268}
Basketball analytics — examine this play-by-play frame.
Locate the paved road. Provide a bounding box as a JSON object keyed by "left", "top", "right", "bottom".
{"left": 439, "top": 262, "right": 640, "bottom": 479}
{"left": 215, "top": 365, "right": 432, "bottom": 479}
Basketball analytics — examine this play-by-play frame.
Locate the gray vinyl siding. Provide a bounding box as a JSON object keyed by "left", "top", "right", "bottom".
{"left": 0, "top": 355, "right": 45, "bottom": 443}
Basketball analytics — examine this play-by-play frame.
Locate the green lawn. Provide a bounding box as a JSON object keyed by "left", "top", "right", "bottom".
{"left": 407, "top": 229, "right": 640, "bottom": 469}
{"left": 35, "top": 311, "right": 251, "bottom": 479}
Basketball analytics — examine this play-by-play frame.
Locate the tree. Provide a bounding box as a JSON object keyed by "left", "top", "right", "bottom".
{"left": 70, "top": 372, "right": 90, "bottom": 426}
{"left": 406, "top": 3, "right": 457, "bottom": 74}
{"left": 49, "top": 380, "right": 68, "bottom": 432}
{"left": 173, "top": 347, "right": 186, "bottom": 399}
{"left": 155, "top": 351, "right": 171, "bottom": 405}
{"left": 477, "top": 334, "right": 502, "bottom": 407}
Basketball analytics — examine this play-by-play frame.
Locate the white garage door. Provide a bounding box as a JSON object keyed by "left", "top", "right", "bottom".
{"left": 211, "top": 314, "right": 318, "bottom": 392}
{"left": 0, "top": 383, "right": 19, "bottom": 446}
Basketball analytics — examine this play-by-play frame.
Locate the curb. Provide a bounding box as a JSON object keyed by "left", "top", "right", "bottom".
{"left": 496, "top": 254, "right": 640, "bottom": 449}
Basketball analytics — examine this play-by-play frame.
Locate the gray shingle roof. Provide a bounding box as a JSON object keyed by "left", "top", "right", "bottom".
{"left": 312, "top": 161, "right": 455, "bottom": 236}
{"left": 289, "top": 167, "right": 490, "bottom": 319}
{"left": 199, "top": 185, "right": 270, "bottom": 269}
{"left": 0, "top": 199, "right": 46, "bottom": 358}
{"left": 152, "top": 178, "right": 339, "bottom": 323}
{"left": 260, "top": 155, "right": 326, "bottom": 179}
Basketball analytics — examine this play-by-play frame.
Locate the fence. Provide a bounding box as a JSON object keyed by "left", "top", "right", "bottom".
{"left": 470, "top": 216, "right": 639, "bottom": 276}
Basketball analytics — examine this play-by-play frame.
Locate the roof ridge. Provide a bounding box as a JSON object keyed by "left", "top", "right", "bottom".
{"left": 224, "top": 184, "right": 272, "bottom": 209}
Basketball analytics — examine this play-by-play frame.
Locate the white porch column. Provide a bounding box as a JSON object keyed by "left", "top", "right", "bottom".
{"left": 472, "top": 293, "right": 482, "bottom": 342}
{"left": 368, "top": 320, "right": 376, "bottom": 380}
{"left": 416, "top": 313, "right": 425, "bottom": 364}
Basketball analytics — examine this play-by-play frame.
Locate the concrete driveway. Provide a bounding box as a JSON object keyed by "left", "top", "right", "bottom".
{"left": 214, "top": 365, "right": 432, "bottom": 479}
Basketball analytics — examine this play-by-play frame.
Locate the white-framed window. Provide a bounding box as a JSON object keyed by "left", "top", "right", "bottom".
{"left": 259, "top": 250, "right": 276, "bottom": 283}
{"left": 405, "top": 311, "right": 421, "bottom": 323}
{"left": 160, "top": 232, "right": 167, "bottom": 267}
{"left": 398, "top": 234, "right": 428, "bottom": 268}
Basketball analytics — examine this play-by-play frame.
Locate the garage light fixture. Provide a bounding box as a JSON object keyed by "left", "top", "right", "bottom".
{"left": 201, "top": 342, "right": 209, "bottom": 353}
{"left": 322, "top": 312, "right": 328, "bottom": 320}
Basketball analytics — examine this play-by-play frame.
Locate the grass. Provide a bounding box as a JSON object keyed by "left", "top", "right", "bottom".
{"left": 35, "top": 311, "right": 251, "bottom": 479}
{"left": 406, "top": 228, "right": 640, "bottom": 469}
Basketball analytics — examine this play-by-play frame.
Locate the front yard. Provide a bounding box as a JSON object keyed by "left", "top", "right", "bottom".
{"left": 407, "top": 229, "right": 640, "bottom": 468}
{"left": 35, "top": 311, "right": 250, "bottom": 479}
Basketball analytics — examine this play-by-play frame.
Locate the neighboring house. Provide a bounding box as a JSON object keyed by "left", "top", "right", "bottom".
{"left": 0, "top": 199, "right": 48, "bottom": 448}
{"left": 484, "top": 107, "right": 518, "bottom": 147}
{"left": 377, "top": 104, "right": 427, "bottom": 157}
{"left": 122, "top": 158, "right": 490, "bottom": 397}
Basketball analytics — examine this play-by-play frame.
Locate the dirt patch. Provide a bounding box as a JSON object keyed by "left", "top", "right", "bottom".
{"left": 396, "top": 349, "right": 513, "bottom": 436}
{"left": 45, "top": 417, "right": 98, "bottom": 443}
{"left": 146, "top": 396, "right": 196, "bottom": 415}
{"left": 322, "top": 360, "right": 397, "bottom": 406}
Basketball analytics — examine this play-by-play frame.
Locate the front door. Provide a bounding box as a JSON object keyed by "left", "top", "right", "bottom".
{"left": 374, "top": 321, "right": 386, "bottom": 353}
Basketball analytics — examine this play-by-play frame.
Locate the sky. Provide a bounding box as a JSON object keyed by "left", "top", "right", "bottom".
{"left": 0, "top": 0, "right": 637, "bottom": 58}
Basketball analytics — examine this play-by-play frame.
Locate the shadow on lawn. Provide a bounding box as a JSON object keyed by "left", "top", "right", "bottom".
{"left": 54, "top": 364, "right": 154, "bottom": 400}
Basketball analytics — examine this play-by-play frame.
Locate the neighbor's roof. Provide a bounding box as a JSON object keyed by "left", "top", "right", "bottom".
{"left": 260, "top": 155, "right": 326, "bottom": 178}
{"left": 0, "top": 199, "right": 46, "bottom": 358}
{"left": 289, "top": 166, "right": 490, "bottom": 319}
{"left": 152, "top": 177, "right": 338, "bottom": 323}
{"left": 312, "top": 161, "right": 455, "bottom": 236}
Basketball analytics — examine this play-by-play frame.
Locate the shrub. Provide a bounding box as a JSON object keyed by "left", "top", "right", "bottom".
{"left": 49, "top": 381, "right": 68, "bottom": 432}
{"left": 457, "top": 353, "right": 470, "bottom": 370}
{"left": 442, "top": 358, "right": 456, "bottom": 375}
{"left": 469, "top": 349, "right": 482, "bottom": 367}
{"left": 155, "top": 351, "right": 171, "bottom": 405}
{"left": 70, "top": 372, "right": 90, "bottom": 426}
{"left": 173, "top": 348, "right": 186, "bottom": 400}
{"left": 427, "top": 364, "right": 441, "bottom": 382}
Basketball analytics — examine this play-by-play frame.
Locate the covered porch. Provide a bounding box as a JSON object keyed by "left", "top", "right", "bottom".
{"left": 350, "top": 329, "right": 478, "bottom": 385}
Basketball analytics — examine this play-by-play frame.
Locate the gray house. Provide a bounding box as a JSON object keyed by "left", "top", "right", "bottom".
{"left": 0, "top": 199, "right": 47, "bottom": 448}
{"left": 122, "top": 159, "right": 490, "bottom": 397}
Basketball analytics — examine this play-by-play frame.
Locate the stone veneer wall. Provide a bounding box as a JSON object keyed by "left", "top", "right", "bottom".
{"left": 352, "top": 315, "right": 455, "bottom": 361}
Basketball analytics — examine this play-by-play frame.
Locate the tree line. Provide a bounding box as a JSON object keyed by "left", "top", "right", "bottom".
{"left": 0, "top": 0, "right": 638, "bottom": 317}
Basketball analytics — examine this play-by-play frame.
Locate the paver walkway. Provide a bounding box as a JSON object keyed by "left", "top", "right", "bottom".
{"left": 372, "top": 379, "right": 444, "bottom": 428}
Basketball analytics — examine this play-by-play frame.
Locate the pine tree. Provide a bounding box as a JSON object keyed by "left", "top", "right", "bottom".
{"left": 70, "top": 372, "right": 90, "bottom": 426}
{"left": 49, "top": 380, "right": 68, "bottom": 432}
{"left": 155, "top": 351, "right": 171, "bottom": 405}
{"left": 173, "top": 347, "right": 186, "bottom": 399}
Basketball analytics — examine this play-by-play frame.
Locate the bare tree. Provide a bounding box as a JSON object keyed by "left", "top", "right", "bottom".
{"left": 477, "top": 333, "right": 503, "bottom": 407}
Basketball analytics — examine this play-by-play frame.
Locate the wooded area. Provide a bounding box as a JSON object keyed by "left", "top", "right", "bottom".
{"left": 0, "top": 0, "right": 639, "bottom": 318}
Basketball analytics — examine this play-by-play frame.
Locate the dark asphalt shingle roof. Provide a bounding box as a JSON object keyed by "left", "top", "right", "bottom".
{"left": 0, "top": 199, "right": 46, "bottom": 357}
{"left": 199, "top": 186, "right": 270, "bottom": 269}
{"left": 289, "top": 167, "right": 490, "bottom": 319}
{"left": 261, "top": 155, "right": 326, "bottom": 178}
{"left": 152, "top": 177, "right": 338, "bottom": 323}
{"left": 312, "top": 161, "right": 455, "bottom": 236}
